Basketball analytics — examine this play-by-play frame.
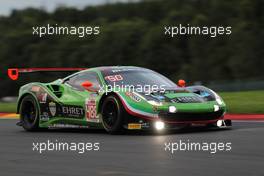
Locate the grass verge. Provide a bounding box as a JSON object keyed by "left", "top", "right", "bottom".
{"left": 219, "top": 90, "right": 264, "bottom": 114}
{"left": 0, "top": 103, "right": 17, "bottom": 113}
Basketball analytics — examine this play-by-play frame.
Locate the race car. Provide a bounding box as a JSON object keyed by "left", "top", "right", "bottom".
{"left": 13, "top": 66, "right": 231, "bottom": 134}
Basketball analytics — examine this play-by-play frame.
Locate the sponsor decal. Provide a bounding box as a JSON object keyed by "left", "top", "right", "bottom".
{"left": 31, "top": 86, "right": 41, "bottom": 92}
{"left": 31, "top": 86, "right": 48, "bottom": 104}
{"left": 128, "top": 123, "right": 142, "bottom": 130}
{"left": 38, "top": 93, "right": 48, "bottom": 103}
{"left": 104, "top": 74, "right": 123, "bottom": 82}
{"left": 85, "top": 98, "right": 97, "bottom": 121}
{"left": 62, "top": 106, "right": 84, "bottom": 118}
{"left": 40, "top": 112, "right": 49, "bottom": 121}
{"left": 48, "top": 124, "right": 90, "bottom": 129}
{"left": 49, "top": 102, "right": 57, "bottom": 116}
{"left": 171, "top": 96, "right": 200, "bottom": 103}
{"left": 125, "top": 92, "right": 141, "bottom": 102}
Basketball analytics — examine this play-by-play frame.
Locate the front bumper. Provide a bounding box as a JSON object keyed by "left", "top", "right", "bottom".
{"left": 158, "top": 110, "right": 225, "bottom": 123}
{"left": 125, "top": 109, "right": 229, "bottom": 131}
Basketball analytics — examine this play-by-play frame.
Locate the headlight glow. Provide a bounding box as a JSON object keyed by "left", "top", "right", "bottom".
{"left": 169, "top": 106, "right": 177, "bottom": 113}
{"left": 155, "top": 121, "right": 165, "bottom": 130}
{"left": 217, "top": 120, "right": 223, "bottom": 127}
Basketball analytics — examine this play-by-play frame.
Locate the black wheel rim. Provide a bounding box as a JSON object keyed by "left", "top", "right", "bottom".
{"left": 22, "top": 101, "right": 36, "bottom": 125}
{"left": 102, "top": 100, "right": 118, "bottom": 128}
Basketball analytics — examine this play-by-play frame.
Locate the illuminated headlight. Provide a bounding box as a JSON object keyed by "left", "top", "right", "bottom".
{"left": 214, "top": 105, "right": 220, "bottom": 112}
{"left": 147, "top": 100, "right": 163, "bottom": 106}
{"left": 155, "top": 121, "right": 165, "bottom": 130}
{"left": 169, "top": 106, "right": 177, "bottom": 113}
{"left": 217, "top": 120, "right": 223, "bottom": 127}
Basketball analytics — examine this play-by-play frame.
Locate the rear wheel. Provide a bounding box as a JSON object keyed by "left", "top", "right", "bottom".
{"left": 101, "top": 95, "right": 125, "bottom": 134}
{"left": 19, "top": 95, "right": 39, "bottom": 131}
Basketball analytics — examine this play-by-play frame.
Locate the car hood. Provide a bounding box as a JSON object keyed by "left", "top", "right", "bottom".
{"left": 138, "top": 88, "right": 213, "bottom": 103}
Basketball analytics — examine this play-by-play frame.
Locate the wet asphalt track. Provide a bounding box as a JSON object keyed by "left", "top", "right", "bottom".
{"left": 0, "top": 119, "right": 264, "bottom": 176}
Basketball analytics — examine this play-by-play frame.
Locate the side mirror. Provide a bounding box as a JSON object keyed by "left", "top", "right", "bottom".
{"left": 81, "top": 81, "right": 93, "bottom": 91}
{"left": 178, "top": 79, "right": 186, "bottom": 87}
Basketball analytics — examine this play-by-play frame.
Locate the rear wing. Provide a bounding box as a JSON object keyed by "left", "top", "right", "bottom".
{"left": 7, "top": 68, "right": 87, "bottom": 80}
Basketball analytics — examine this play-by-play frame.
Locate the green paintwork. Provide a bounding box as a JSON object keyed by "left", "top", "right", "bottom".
{"left": 17, "top": 66, "right": 227, "bottom": 129}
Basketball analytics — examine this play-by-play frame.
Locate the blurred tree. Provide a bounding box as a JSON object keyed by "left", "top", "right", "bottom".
{"left": 0, "top": 0, "right": 263, "bottom": 97}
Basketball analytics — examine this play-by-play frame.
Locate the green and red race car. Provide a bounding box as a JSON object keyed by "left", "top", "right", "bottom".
{"left": 13, "top": 66, "right": 231, "bottom": 134}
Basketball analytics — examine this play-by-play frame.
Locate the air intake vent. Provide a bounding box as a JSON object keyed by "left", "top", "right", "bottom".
{"left": 47, "top": 85, "right": 63, "bottom": 98}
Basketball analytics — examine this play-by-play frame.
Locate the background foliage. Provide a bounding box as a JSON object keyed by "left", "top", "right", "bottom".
{"left": 0, "top": 0, "right": 263, "bottom": 97}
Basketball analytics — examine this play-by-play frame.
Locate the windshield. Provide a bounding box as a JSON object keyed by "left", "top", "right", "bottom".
{"left": 102, "top": 69, "right": 177, "bottom": 88}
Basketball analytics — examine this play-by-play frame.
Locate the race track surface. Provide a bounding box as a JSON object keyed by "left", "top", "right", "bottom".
{"left": 0, "top": 119, "right": 264, "bottom": 176}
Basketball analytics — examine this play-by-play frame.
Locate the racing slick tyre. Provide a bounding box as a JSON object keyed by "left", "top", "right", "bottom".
{"left": 19, "top": 94, "right": 40, "bottom": 131}
{"left": 101, "top": 95, "right": 125, "bottom": 134}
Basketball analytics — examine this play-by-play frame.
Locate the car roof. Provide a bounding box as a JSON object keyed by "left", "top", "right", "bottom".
{"left": 80, "top": 66, "right": 152, "bottom": 73}
{"left": 96, "top": 66, "right": 149, "bottom": 72}
{"left": 63, "top": 66, "right": 152, "bottom": 81}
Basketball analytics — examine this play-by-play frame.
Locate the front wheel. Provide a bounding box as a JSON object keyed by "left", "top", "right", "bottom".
{"left": 101, "top": 95, "right": 125, "bottom": 134}
{"left": 19, "top": 95, "right": 40, "bottom": 131}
